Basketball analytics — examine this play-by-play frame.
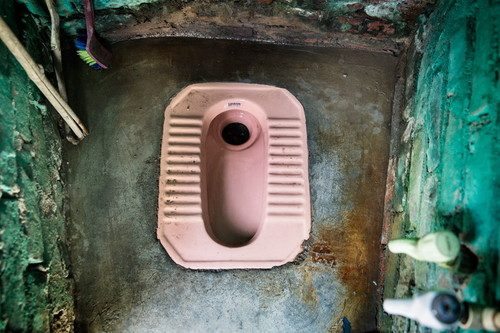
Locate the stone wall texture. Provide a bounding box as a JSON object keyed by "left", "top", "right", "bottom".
{"left": 0, "top": 3, "right": 75, "bottom": 332}
{"left": 20, "top": 0, "right": 435, "bottom": 39}
{"left": 383, "top": 0, "right": 499, "bottom": 330}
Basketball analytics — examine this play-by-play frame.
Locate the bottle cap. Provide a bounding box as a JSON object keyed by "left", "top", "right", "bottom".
{"left": 417, "top": 231, "right": 460, "bottom": 263}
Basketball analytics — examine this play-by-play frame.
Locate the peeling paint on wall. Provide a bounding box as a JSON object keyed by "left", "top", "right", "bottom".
{"left": 0, "top": 3, "right": 75, "bottom": 332}
{"left": 383, "top": 0, "right": 499, "bottom": 330}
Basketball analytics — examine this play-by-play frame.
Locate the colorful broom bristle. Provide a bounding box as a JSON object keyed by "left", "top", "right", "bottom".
{"left": 75, "top": 33, "right": 104, "bottom": 70}
{"left": 75, "top": 0, "right": 112, "bottom": 70}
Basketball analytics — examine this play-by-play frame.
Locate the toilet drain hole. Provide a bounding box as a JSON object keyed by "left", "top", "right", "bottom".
{"left": 221, "top": 122, "right": 250, "bottom": 146}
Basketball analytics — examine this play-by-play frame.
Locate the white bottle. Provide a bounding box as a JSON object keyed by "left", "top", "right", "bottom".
{"left": 383, "top": 291, "right": 462, "bottom": 330}
{"left": 388, "top": 231, "right": 461, "bottom": 263}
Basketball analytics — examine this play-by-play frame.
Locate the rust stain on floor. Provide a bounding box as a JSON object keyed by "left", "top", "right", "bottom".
{"left": 308, "top": 104, "right": 389, "bottom": 330}
{"left": 300, "top": 266, "right": 319, "bottom": 306}
{"left": 311, "top": 210, "right": 380, "bottom": 330}
{"left": 310, "top": 241, "right": 337, "bottom": 267}
{"left": 316, "top": 213, "right": 374, "bottom": 288}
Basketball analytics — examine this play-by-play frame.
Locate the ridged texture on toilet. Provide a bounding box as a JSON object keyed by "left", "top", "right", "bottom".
{"left": 158, "top": 83, "right": 311, "bottom": 269}
{"left": 267, "top": 118, "right": 306, "bottom": 219}
{"left": 163, "top": 115, "right": 203, "bottom": 224}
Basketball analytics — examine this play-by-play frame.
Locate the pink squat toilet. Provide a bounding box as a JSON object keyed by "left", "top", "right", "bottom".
{"left": 157, "top": 83, "right": 311, "bottom": 269}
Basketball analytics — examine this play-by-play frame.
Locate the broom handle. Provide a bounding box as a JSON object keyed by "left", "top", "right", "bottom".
{"left": 84, "top": 0, "right": 95, "bottom": 38}
{"left": 0, "top": 17, "right": 88, "bottom": 139}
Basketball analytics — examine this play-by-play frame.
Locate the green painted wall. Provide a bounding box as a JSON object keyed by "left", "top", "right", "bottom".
{"left": 0, "top": 3, "right": 75, "bottom": 332}
{"left": 385, "top": 0, "right": 499, "bottom": 330}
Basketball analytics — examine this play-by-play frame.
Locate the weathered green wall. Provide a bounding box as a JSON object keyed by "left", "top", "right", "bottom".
{"left": 0, "top": 3, "right": 75, "bottom": 332}
{"left": 385, "top": 0, "right": 499, "bottom": 330}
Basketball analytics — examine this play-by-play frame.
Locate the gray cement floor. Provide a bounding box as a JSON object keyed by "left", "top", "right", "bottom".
{"left": 64, "top": 38, "right": 397, "bottom": 332}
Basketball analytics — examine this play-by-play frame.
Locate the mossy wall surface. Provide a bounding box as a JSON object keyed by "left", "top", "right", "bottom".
{"left": 0, "top": 3, "right": 74, "bottom": 332}
{"left": 385, "top": 0, "right": 499, "bottom": 330}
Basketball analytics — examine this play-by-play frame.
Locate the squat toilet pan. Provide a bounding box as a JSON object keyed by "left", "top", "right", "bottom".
{"left": 158, "top": 83, "right": 311, "bottom": 269}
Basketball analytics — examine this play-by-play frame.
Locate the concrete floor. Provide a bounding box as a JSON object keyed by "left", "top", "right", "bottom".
{"left": 63, "top": 38, "right": 397, "bottom": 332}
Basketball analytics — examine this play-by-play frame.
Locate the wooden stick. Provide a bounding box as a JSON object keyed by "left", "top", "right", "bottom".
{"left": 44, "top": 0, "right": 68, "bottom": 102}
{"left": 0, "top": 17, "right": 88, "bottom": 139}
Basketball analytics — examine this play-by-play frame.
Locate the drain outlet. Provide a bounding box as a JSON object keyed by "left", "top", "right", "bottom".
{"left": 221, "top": 122, "right": 250, "bottom": 146}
